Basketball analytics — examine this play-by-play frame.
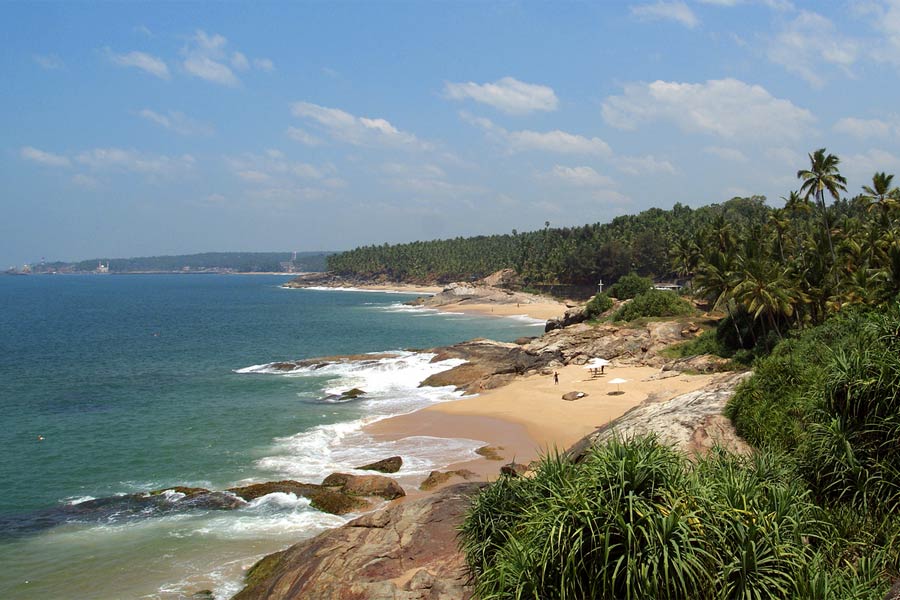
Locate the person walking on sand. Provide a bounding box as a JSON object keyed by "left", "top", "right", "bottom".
{"left": 553, "top": 371, "right": 559, "bottom": 385}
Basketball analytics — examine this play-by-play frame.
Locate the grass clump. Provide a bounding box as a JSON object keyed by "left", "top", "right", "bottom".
{"left": 460, "top": 437, "right": 890, "bottom": 599}
{"left": 613, "top": 289, "right": 694, "bottom": 322}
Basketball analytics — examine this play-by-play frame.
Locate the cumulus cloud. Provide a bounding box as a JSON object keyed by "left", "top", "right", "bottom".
{"left": 601, "top": 78, "right": 815, "bottom": 142}
{"left": 444, "top": 76, "right": 558, "bottom": 115}
{"left": 543, "top": 165, "right": 616, "bottom": 187}
{"left": 863, "top": 0, "right": 900, "bottom": 66}
{"left": 75, "top": 147, "right": 196, "bottom": 176}
{"left": 291, "top": 101, "right": 427, "bottom": 149}
{"left": 842, "top": 149, "right": 900, "bottom": 186}
{"left": 833, "top": 116, "right": 895, "bottom": 139}
{"left": 253, "top": 58, "right": 275, "bottom": 72}
{"left": 462, "top": 113, "right": 612, "bottom": 156}
{"left": 33, "top": 54, "right": 64, "bottom": 70}
{"left": 138, "top": 109, "right": 214, "bottom": 136}
{"left": 704, "top": 146, "right": 748, "bottom": 162}
{"left": 180, "top": 30, "right": 274, "bottom": 86}
{"left": 612, "top": 154, "right": 678, "bottom": 175}
{"left": 286, "top": 126, "right": 322, "bottom": 146}
{"left": 105, "top": 48, "right": 170, "bottom": 79}
{"left": 227, "top": 150, "right": 337, "bottom": 187}
{"left": 20, "top": 146, "right": 71, "bottom": 167}
{"left": 767, "top": 11, "right": 859, "bottom": 87}
{"left": 630, "top": 1, "right": 699, "bottom": 28}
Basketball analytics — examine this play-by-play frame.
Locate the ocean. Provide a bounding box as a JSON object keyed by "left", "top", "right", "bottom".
{"left": 0, "top": 274, "right": 542, "bottom": 599}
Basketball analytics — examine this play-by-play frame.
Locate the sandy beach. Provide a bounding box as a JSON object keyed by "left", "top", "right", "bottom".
{"left": 435, "top": 300, "right": 568, "bottom": 321}
{"left": 368, "top": 364, "right": 718, "bottom": 490}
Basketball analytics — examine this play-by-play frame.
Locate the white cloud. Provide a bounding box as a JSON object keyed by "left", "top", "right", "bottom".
{"left": 253, "top": 58, "right": 275, "bottom": 72}
{"left": 842, "top": 149, "right": 900, "bottom": 186}
{"left": 75, "top": 148, "right": 196, "bottom": 176}
{"left": 227, "top": 151, "right": 333, "bottom": 182}
{"left": 286, "top": 126, "right": 322, "bottom": 146}
{"left": 864, "top": 0, "right": 900, "bottom": 66}
{"left": 601, "top": 78, "right": 815, "bottom": 141}
{"left": 508, "top": 129, "right": 612, "bottom": 155}
{"left": 444, "top": 76, "right": 558, "bottom": 115}
{"left": 71, "top": 173, "right": 99, "bottom": 188}
{"left": 33, "top": 54, "right": 63, "bottom": 70}
{"left": 543, "top": 165, "right": 616, "bottom": 187}
{"left": 766, "top": 11, "right": 859, "bottom": 87}
{"left": 138, "top": 109, "right": 214, "bottom": 136}
{"left": 291, "top": 101, "right": 427, "bottom": 149}
{"left": 180, "top": 30, "right": 273, "bottom": 85}
{"left": 105, "top": 49, "right": 170, "bottom": 79}
{"left": 20, "top": 146, "right": 71, "bottom": 167}
{"left": 231, "top": 51, "right": 250, "bottom": 71}
{"left": 630, "top": 1, "right": 699, "bottom": 28}
{"left": 704, "top": 146, "right": 748, "bottom": 162}
{"left": 833, "top": 117, "right": 895, "bottom": 139}
{"left": 613, "top": 154, "right": 678, "bottom": 175}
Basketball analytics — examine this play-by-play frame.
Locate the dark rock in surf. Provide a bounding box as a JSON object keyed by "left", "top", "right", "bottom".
{"left": 355, "top": 456, "right": 402, "bottom": 473}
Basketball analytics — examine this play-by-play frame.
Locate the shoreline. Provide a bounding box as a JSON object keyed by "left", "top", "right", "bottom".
{"left": 365, "top": 364, "right": 721, "bottom": 493}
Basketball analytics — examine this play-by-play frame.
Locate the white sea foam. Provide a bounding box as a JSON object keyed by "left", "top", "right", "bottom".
{"left": 504, "top": 314, "right": 547, "bottom": 326}
{"left": 63, "top": 495, "right": 97, "bottom": 505}
{"left": 236, "top": 351, "right": 486, "bottom": 485}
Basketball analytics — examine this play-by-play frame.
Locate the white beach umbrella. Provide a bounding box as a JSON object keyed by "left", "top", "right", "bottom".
{"left": 608, "top": 377, "right": 627, "bottom": 394}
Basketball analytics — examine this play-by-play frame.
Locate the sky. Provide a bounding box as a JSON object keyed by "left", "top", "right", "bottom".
{"left": 3, "top": 1, "right": 900, "bottom": 266}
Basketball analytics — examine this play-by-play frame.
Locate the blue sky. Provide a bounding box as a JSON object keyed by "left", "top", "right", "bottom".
{"left": 3, "top": 1, "right": 900, "bottom": 266}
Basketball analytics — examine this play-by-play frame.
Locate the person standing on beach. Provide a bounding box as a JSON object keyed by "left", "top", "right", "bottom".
{"left": 553, "top": 371, "right": 559, "bottom": 384}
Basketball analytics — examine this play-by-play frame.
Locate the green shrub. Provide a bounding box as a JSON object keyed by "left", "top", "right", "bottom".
{"left": 607, "top": 272, "right": 653, "bottom": 300}
{"left": 460, "top": 437, "right": 888, "bottom": 600}
{"left": 584, "top": 292, "right": 613, "bottom": 319}
{"left": 613, "top": 289, "right": 693, "bottom": 322}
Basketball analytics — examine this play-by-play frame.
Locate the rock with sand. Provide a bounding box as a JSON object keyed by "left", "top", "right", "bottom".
{"left": 355, "top": 456, "right": 402, "bottom": 473}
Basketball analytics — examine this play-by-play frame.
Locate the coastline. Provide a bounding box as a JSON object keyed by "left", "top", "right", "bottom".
{"left": 365, "top": 364, "right": 720, "bottom": 492}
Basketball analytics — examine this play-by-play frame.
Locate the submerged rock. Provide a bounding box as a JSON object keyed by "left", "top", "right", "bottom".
{"left": 232, "top": 482, "right": 485, "bottom": 600}
{"left": 356, "top": 456, "right": 402, "bottom": 473}
{"left": 227, "top": 480, "right": 322, "bottom": 502}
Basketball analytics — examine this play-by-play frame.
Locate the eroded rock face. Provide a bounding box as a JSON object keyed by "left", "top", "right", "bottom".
{"left": 419, "top": 470, "right": 478, "bottom": 491}
{"left": 544, "top": 305, "right": 589, "bottom": 332}
{"left": 567, "top": 372, "right": 752, "bottom": 462}
{"left": 356, "top": 456, "right": 403, "bottom": 473}
{"left": 233, "top": 482, "right": 486, "bottom": 600}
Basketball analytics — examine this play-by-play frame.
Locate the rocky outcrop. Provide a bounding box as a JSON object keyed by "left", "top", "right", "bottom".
{"left": 226, "top": 480, "right": 373, "bottom": 515}
{"left": 232, "top": 482, "right": 486, "bottom": 600}
{"left": 356, "top": 456, "right": 403, "bottom": 473}
{"left": 409, "top": 281, "right": 554, "bottom": 309}
{"left": 525, "top": 320, "right": 704, "bottom": 368}
{"left": 419, "top": 469, "right": 478, "bottom": 491}
{"left": 421, "top": 339, "right": 560, "bottom": 393}
{"left": 322, "top": 473, "right": 406, "bottom": 500}
{"left": 544, "top": 305, "right": 589, "bottom": 332}
{"left": 566, "top": 372, "right": 752, "bottom": 462}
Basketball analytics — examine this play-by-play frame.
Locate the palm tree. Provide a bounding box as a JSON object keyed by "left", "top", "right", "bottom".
{"left": 862, "top": 172, "right": 897, "bottom": 223}
{"left": 797, "top": 148, "right": 847, "bottom": 263}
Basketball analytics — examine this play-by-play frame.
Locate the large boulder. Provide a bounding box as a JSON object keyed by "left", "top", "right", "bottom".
{"left": 227, "top": 480, "right": 371, "bottom": 515}
{"left": 544, "top": 305, "right": 589, "bottom": 332}
{"left": 356, "top": 456, "right": 403, "bottom": 473}
{"left": 419, "top": 470, "right": 478, "bottom": 491}
{"left": 233, "top": 482, "right": 485, "bottom": 600}
{"left": 567, "top": 372, "right": 752, "bottom": 462}
{"left": 227, "top": 480, "right": 322, "bottom": 502}
{"left": 322, "top": 473, "right": 406, "bottom": 500}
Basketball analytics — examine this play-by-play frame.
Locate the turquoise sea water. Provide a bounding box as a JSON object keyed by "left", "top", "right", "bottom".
{"left": 0, "top": 274, "right": 541, "bottom": 599}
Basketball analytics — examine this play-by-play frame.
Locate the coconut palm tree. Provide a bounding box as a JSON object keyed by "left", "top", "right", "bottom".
{"left": 797, "top": 149, "right": 847, "bottom": 263}
{"left": 862, "top": 171, "right": 897, "bottom": 224}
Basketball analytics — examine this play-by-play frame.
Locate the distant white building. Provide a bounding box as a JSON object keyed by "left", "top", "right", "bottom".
{"left": 653, "top": 282, "right": 681, "bottom": 291}
{"left": 96, "top": 261, "right": 109, "bottom": 274}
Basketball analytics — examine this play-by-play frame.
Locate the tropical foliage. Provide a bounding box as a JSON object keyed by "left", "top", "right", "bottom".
{"left": 612, "top": 289, "right": 693, "bottom": 322}
{"left": 606, "top": 272, "right": 653, "bottom": 299}
{"left": 460, "top": 437, "right": 890, "bottom": 600}
{"left": 584, "top": 291, "right": 614, "bottom": 319}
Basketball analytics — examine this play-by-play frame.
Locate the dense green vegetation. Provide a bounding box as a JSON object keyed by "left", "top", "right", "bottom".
{"left": 607, "top": 272, "right": 653, "bottom": 299}
{"left": 458, "top": 150, "right": 900, "bottom": 599}
{"left": 612, "top": 288, "right": 694, "bottom": 322}
{"left": 584, "top": 292, "right": 613, "bottom": 319}
{"left": 58, "top": 252, "right": 330, "bottom": 273}
{"left": 327, "top": 199, "right": 769, "bottom": 284}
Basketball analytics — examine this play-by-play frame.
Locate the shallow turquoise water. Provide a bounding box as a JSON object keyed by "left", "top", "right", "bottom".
{"left": 0, "top": 274, "right": 541, "bottom": 598}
